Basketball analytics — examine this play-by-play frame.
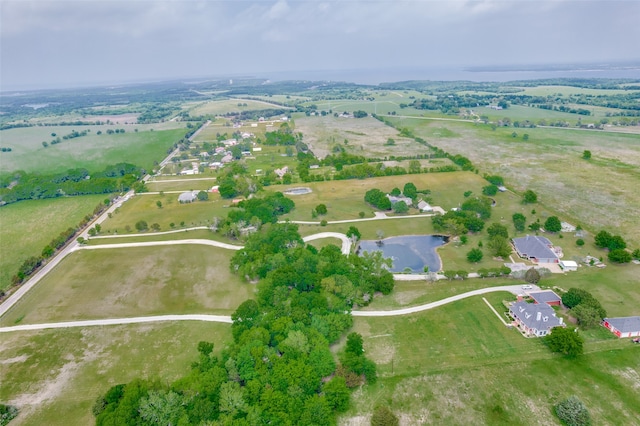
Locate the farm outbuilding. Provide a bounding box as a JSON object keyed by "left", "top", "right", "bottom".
{"left": 602, "top": 317, "right": 640, "bottom": 338}
{"left": 560, "top": 260, "right": 578, "bottom": 271}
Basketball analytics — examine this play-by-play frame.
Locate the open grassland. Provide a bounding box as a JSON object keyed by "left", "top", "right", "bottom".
{"left": 0, "top": 323, "right": 231, "bottom": 425}
{"left": 189, "top": 99, "right": 291, "bottom": 116}
{"left": 101, "top": 193, "right": 227, "bottom": 233}
{"left": 386, "top": 117, "right": 640, "bottom": 246}
{"left": 518, "top": 85, "right": 637, "bottom": 96}
{"left": 0, "top": 195, "right": 106, "bottom": 292}
{"left": 0, "top": 245, "right": 251, "bottom": 326}
{"left": 342, "top": 295, "right": 640, "bottom": 425}
{"left": 295, "top": 115, "right": 429, "bottom": 159}
{"left": 145, "top": 180, "right": 214, "bottom": 192}
{"left": 473, "top": 104, "right": 585, "bottom": 122}
{"left": 0, "top": 125, "right": 187, "bottom": 174}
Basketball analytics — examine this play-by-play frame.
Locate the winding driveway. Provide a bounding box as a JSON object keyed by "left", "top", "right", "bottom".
{"left": 0, "top": 285, "right": 534, "bottom": 333}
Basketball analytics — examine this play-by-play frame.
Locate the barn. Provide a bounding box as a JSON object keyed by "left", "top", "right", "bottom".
{"left": 602, "top": 316, "right": 640, "bottom": 338}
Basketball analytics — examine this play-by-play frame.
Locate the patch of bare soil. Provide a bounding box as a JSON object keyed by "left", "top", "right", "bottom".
{"left": 0, "top": 355, "right": 29, "bottom": 365}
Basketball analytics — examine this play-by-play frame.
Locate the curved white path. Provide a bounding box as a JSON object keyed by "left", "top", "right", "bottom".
{"left": 302, "top": 232, "right": 351, "bottom": 254}
{"left": 0, "top": 315, "right": 232, "bottom": 333}
{"left": 0, "top": 285, "right": 534, "bottom": 333}
{"left": 352, "top": 284, "right": 535, "bottom": 317}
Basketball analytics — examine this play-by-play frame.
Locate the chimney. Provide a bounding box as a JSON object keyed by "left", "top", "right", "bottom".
{"left": 536, "top": 312, "right": 542, "bottom": 321}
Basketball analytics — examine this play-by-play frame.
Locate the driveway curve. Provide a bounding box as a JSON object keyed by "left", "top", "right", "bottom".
{"left": 353, "top": 284, "right": 535, "bottom": 317}
{"left": 302, "top": 232, "right": 351, "bottom": 254}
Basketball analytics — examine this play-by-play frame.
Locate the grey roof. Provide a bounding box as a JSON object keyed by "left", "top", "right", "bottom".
{"left": 512, "top": 236, "right": 558, "bottom": 261}
{"left": 529, "top": 290, "right": 562, "bottom": 304}
{"left": 387, "top": 195, "right": 412, "bottom": 205}
{"left": 605, "top": 316, "right": 640, "bottom": 333}
{"left": 510, "top": 301, "right": 563, "bottom": 331}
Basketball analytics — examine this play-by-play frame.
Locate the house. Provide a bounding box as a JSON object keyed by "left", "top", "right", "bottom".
{"left": 559, "top": 260, "right": 578, "bottom": 271}
{"left": 178, "top": 191, "right": 198, "bottom": 203}
{"left": 528, "top": 290, "right": 562, "bottom": 306}
{"left": 509, "top": 301, "right": 564, "bottom": 337}
{"left": 215, "top": 146, "right": 226, "bottom": 154}
{"left": 602, "top": 317, "right": 640, "bottom": 338}
{"left": 512, "top": 235, "right": 559, "bottom": 263}
{"left": 417, "top": 200, "right": 433, "bottom": 212}
{"left": 221, "top": 154, "right": 233, "bottom": 164}
{"left": 252, "top": 147, "right": 262, "bottom": 152}
{"left": 387, "top": 195, "right": 412, "bottom": 206}
{"left": 274, "top": 166, "right": 289, "bottom": 178}
{"left": 200, "top": 152, "right": 210, "bottom": 158}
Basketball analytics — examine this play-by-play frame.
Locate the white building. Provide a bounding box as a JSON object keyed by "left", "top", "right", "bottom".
{"left": 559, "top": 260, "right": 578, "bottom": 272}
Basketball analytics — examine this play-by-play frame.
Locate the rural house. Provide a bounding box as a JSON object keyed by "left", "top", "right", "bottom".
{"left": 417, "top": 200, "right": 433, "bottom": 212}
{"left": 386, "top": 194, "right": 412, "bottom": 206}
{"left": 512, "top": 235, "right": 559, "bottom": 263}
{"left": 178, "top": 191, "right": 198, "bottom": 203}
{"left": 602, "top": 316, "right": 640, "bottom": 338}
{"left": 509, "top": 301, "right": 564, "bottom": 337}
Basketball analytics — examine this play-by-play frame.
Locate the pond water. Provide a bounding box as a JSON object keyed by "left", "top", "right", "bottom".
{"left": 358, "top": 235, "right": 447, "bottom": 273}
{"left": 283, "top": 187, "right": 312, "bottom": 195}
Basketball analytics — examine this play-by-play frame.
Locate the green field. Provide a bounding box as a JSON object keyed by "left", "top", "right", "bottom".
{"left": 0, "top": 245, "right": 251, "bottom": 326}
{"left": 385, "top": 117, "right": 640, "bottom": 246}
{"left": 189, "top": 99, "right": 290, "bottom": 116}
{"left": 0, "top": 195, "right": 106, "bottom": 292}
{"left": 341, "top": 295, "right": 640, "bottom": 425}
{"left": 0, "top": 322, "right": 232, "bottom": 425}
{"left": 0, "top": 125, "right": 186, "bottom": 174}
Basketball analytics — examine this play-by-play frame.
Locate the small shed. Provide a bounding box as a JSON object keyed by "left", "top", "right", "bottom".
{"left": 560, "top": 260, "right": 578, "bottom": 271}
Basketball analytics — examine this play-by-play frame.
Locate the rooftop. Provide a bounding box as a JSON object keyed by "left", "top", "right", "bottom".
{"left": 605, "top": 316, "right": 640, "bottom": 333}
{"left": 528, "top": 290, "right": 562, "bottom": 305}
{"left": 512, "top": 235, "right": 558, "bottom": 261}
{"left": 510, "top": 301, "right": 563, "bottom": 330}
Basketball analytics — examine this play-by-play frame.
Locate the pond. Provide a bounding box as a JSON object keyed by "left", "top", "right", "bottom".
{"left": 283, "top": 187, "right": 312, "bottom": 195}
{"left": 358, "top": 235, "right": 447, "bottom": 273}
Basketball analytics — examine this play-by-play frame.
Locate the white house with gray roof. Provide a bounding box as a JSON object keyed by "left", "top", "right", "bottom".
{"left": 603, "top": 316, "right": 640, "bottom": 338}
{"left": 512, "top": 235, "right": 559, "bottom": 263}
{"left": 509, "top": 301, "right": 564, "bottom": 337}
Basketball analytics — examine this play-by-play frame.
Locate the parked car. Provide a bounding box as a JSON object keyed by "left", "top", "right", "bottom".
{"left": 522, "top": 285, "right": 533, "bottom": 290}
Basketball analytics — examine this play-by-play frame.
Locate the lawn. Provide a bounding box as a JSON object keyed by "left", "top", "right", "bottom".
{"left": 0, "top": 195, "right": 106, "bottom": 292}
{"left": 0, "top": 126, "right": 187, "bottom": 174}
{"left": 0, "top": 245, "right": 252, "bottom": 326}
{"left": 0, "top": 322, "right": 232, "bottom": 425}
{"left": 341, "top": 294, "right": 640, "bottom": 425}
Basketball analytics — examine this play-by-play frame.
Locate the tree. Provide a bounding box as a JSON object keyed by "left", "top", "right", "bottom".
{"left": 444, "top": 270, "right": 457, "bottom": 280}
{"left": 528, "top": 221, "right": 541, "bottom": 232}
{"left": 346, "top": 226, "right": 361, "bottom": 241}
{"left": 42, "top": 141, "right": 48, "bottom": 148}
{"left": 544, "top": 216, "right": 562, "bottom": 232}
{"left": 463, "top": 190, "right": 473, "bottom": 198}
{"left": 487, "top": 223, "right": 509, "bottom": 239}
{"left": 524, "top": 267, "right": 541, "bottom": 284}
{"left": 522, "top": 189, "right": 538, "bottom": 204}
{"left": 555, "top": 396, "right": 591, "bottom": 426}
{"left": 197, "top": 190, "right": 209, "bottom": 201}
{"left": 323, "top": 377, "right": 350, "bottom": 412}
{"left": 403, "top": 182, "right": 417, "bottom": 199}
{"left": 156, "top": 200, "right": 162, "bottom": 209}
{"left": 135, "top": 220, "right": 148, "bottom": 231}
{"left": 315, "top": 204, "right": 328, "bottom": 215}
{"left": 393, "top": 201, "right": 409, "bottom": 214}
{"left": 576, "top": 239, "right": 585, "bottom": 246}
{"left": 571, "top": 304, "right": 602, "bottom": 329}
{"left": 607, "top": 235, "right": 626, "bottom": 250}
{"left": 561, "top": 288, "right": 591, "bottom": 309}
{"left": 608, "top": 249, "right": 631, "bottom": 263}
{"left": 594, "top": 230, "right": 612, "bottom": 248}
{"left": 633, "top": 249, "right": 640, "bottom": 260}
{"left": 467, "top": 248, "right": 483, "bottom": 263}
{"left": 345, "top": 332, "right": 364, "bottom": 357}
{"left": 487, "top": 236, "right": 512, "bottom": 258}
{"left": 512, "top": 213, "right": 526, "bottom": 232}
{"left": 582, "top": 150, "right": 592, "bottom": 160}
{"left": 371, "top": 406, "right": 399, "bottom": 426}
{"left": 523, "top": 133, "right": 529, "bottom": 141}
{"left": 482, "top": 185, "right": 498, "bottom": 196}
{"left": 544, "top": 327, "right": 584, "bottom": 357}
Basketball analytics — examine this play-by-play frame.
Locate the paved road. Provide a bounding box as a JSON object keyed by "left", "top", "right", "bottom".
{"left": 352, "top": 284, "right": 537, "bottom": 317}
{"left": 0, "top": 315, "right": 233, "bottom": 333}
{"left": 280, "top": 211, "right": 437, "bottom": 226}
{"left": 0, "top": 285, "right": 536, "bottom": 333}
{"left": 76, "top": 239, "right": 243, "bottom": 252}
{"left": 89, "top": 227, "right": 210, "bottom": 239}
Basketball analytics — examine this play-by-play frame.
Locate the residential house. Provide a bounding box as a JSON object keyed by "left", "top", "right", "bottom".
{"left": 509, "top": 301, "right": 564, "bottom": 337}
{"left": 602, "top": 317, "right": 640, "bottom": 338}
{"left": 417, "top": 200, "right": 433, "bottom": 212}
{"left": 275, "top": 166, "right": 289, "bottom": 178}
{"left": 387, "top": 194, "right": 412, "bottom": 206}
{"left": 512, "top": 235, "right": 559, "bottom": 263}
{"left": 221, "top": 154, "right": 233, "bottom": 164}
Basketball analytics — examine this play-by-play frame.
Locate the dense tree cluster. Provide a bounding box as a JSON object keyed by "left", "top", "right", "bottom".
{"left": 561, "top": 288, "right": 607, "bottom": 329}
{"left": 544, "top": 327, "right": 584, "bottom": 357}
{"left": 95, "top": 222, "right": 388, "bottom": 425}
{"left": 364, "top": 189, "right": 392, "bottom": 210}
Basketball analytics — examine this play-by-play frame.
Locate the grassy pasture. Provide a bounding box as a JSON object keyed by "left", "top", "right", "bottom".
{"left": 518, "top": 85, "right": 637, "bottom": 96}
{"left": 0, "top": 245, "right": 251, "bottom": 326}
{"left": 343, "top": 295, "right": 640, "bottom": 425}
{"left": 101, "top": 193, "right": 226, "bottom": 233}
{"left": 0, "top": 322, "right": 232, "bottom": 425}
{"left": 189, "top": 99, "right": 289, "bottom": 116}
{"left": 0, "top": 126, "right": 187, "bottom": 174}
{"left": 0, "top": 195, "right": 106, "bottom": 292}
{"left": 473, "top": 104, "right": 584, "bottom": 122}
{"left": 294, "top": 115, "right": 432, "bottom": 159}
{"left": 385, "top": 117, "right": 640, "bottom": 246}
{"left": 145, "top": 180, "right": 214, "bottom": 192}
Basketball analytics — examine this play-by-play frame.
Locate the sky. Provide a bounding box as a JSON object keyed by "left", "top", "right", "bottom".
{"left": 1, "top": 0, "right": 639, "bottom": 90}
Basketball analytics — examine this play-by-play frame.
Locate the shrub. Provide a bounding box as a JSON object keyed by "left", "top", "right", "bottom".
{"left": 135, "top": 220, "right": 148, "bottom": 231}
{"left": 320, "top": 220, "right": 328, "bottom": 227}
{"left": 576, "top": 239, "right": 585, "bottom": 246}
{"left": 555, "top": 395, "right": 591, "bottom": 426}
{"left": 467, "top": 248, "right": 483, "bottom": 263}
{"left": 524, "top": 267, "right": 541, "bottom": 284}
{"left": 315, "top": 203, "right": 328, "bottom": 215}
{"left": 371, "top": 406, "right": 399, "bottom": 426}
{"left": 608, "top": 249, "right": 631, "bottom": 263}
{"left": 544, "top": 216, "right": 562, "bottom": 233}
